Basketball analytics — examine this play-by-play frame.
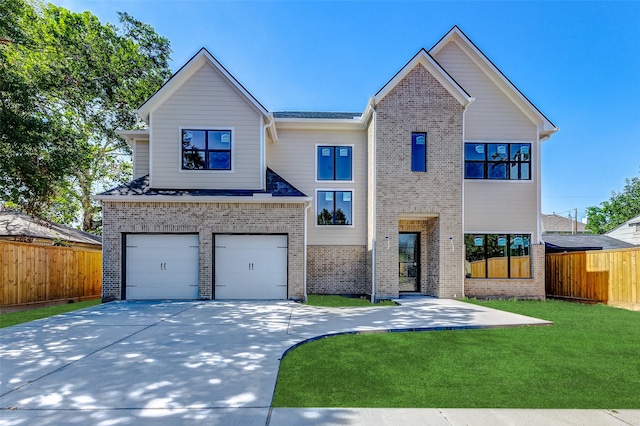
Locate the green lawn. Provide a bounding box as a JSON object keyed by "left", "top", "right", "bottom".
{"left": 306, "top": 294, "right": 397, "bottom": 307}
{"left": 0, "top": 299, "right": 102, "bottom": 328}
{"left": 273, "top": 299, "right": 640, "bottom": 408}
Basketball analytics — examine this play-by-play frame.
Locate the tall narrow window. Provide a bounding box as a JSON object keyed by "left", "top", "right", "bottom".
{"left": 411, "top": 133, "right": 427, "bottom": 172}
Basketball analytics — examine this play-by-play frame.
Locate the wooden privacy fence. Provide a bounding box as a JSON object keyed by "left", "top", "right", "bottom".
{"left": 0, "top": 240, "right": 102, "bottom": 307}
{"left": 546, "top": 247, "right": 640, "bottom": 310}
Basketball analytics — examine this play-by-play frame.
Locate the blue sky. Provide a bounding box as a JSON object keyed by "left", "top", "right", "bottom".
{"left": 53, "top": 0, "right": 640, "bottom": 220}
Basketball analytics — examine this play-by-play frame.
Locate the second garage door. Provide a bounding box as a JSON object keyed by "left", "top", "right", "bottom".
{"left": 214, "top": 234, "right": 288, "bottom": 299}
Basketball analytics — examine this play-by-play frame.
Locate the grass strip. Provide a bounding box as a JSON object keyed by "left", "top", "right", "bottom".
{"left": 0, "top": 299, "right": 102, "bottom": 328}
{"left": 306, "top": 294, "right": 397, "bottom": 307}
{"left": 273, "top": 299, "right": 640, "bottom": 408}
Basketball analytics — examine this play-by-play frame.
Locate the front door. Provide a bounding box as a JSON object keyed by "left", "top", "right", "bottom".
{"left": 399, "top": 232, "right": 420, "bottom": 292}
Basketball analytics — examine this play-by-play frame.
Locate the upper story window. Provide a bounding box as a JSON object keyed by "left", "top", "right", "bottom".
{"left": 411, "top": 132, "right": 427, "bottom": 172}
{"left": 182, "top": 129, "right": 231, "bottom": 170}
{"left": 464, "top": 142, "right": 531, "bottom": 180}
{"left": 317, "top": 146, "right": 352, "bottom": 180}
{"left": 317, "top": 190, "right": 352, "bottom": 226}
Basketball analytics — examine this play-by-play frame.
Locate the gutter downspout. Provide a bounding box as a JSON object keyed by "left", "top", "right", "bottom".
{"left": 370, "top": 104, "right": 377, "bottom": 303}
{"left": 303, "top": 201, "right": 311, "bottom": 303}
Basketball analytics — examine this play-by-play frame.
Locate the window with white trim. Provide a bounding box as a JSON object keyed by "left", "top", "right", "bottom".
{"left": 182, "top": 129, "right": 231, "bottom": 170}
{"left": 317, "top": 146, "right": 352, "bottom": 180}
{"left": 317, "top": 190, "right": 352, "bottom": 225}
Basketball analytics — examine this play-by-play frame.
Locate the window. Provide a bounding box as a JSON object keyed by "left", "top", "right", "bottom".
{"left": 317, "top": 191, "right": 352, "bottom": 225}
{"left": 464, "top": 143, "right": 531, "bottom": 180}
{"left": 465, "top": 234, "right": 531, "bottom": 278}
{"left": 317, "top": 146, "right": 352, "bottom": 180}
{"left": 182, "top": 129, "right": 231, "bottom": 170}
{"left": 411, "top": 132, "right": 427, "bottom": 172}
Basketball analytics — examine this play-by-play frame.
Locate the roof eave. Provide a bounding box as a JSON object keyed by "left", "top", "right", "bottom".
{"left": 92, "top": 194, "right": 312, "bottom": 203}
{"left": 274, "top": 117, "right": 365, "bottom": 131}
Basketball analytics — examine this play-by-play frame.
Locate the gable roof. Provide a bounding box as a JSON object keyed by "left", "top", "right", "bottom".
{"left": 606, "top": 214, "right": 640, "bottom": 234}
{"left": 429, "top": 26, "right": 558, "bottom": 140}
{"left": 136, "top": 47, "right": 269, "bottom": 123}
{"left": 373, "top": 48, "right": 474, "bottom": 108}
{"left": 0, "top": 210, "right": 102, "bottom": 246}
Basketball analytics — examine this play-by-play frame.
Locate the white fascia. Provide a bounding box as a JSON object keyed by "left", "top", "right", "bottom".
{"left": 274, "top": 118, "right": 365, "bottom": 131}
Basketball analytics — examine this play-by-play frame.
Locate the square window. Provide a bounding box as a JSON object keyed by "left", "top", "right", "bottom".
{"left": 465, "top": 162, "right": 485, "bottom": 179}
{"left": 317, "top": 190, "right": 352, "bottom": 225}
{"left": 181, "top": 129, "right": 231, "bottom": 170}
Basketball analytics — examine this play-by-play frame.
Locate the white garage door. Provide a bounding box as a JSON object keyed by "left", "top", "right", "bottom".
{"left": 214, "top": 234, "right": 287, "bottom": 299}
{"left": 125, "top": 234, "right": 199, "bottom": 300}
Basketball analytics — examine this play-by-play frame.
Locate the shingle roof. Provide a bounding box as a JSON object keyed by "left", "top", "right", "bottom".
{"left": 0, "top": 210, "right": 102, "bottom": 245}
{"left": 541, "top": 214, "right": 587, "bottom": 234}
{"left": 99, "top": 168, "right": 306, "bottom": 198}
{"left": 542, "top": 234, "right": 635, "bottom": 252}
{"left": 273, "top": 111, "right": 362, "bottom": 119}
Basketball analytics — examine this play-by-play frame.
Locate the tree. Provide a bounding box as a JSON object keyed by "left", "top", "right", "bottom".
{"left": 0, "top": 2, "right": 172, "bottom": 232}
{"left": 585, "top": 168, "right": 640, "bottom": 234}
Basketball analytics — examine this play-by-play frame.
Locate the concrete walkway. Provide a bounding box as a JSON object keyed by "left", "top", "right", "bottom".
{"left": 0, "top": 298, "right": 635, "bottom": 425}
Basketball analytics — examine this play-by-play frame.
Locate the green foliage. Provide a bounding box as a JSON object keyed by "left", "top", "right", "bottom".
{"left": 586, "top": 169, "right": 640, "bottom": 234}
{"left": 306, "top": 294, "right": 397, "bottom": 307}
{"left": 0, "top": 299, "right": 101, "bottom": 328}
{"left": 0, "top": 1, "right": 171, "bottom": 231}
{"left": 274, "top": 300, "right": 640, "bottom": 408}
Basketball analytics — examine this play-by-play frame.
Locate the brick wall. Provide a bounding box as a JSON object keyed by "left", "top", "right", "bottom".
{"left": 373, "top": 63, "right": 465, "bottom": 299}
{"left": 101, "top": 201, "right": 306, "bottom": 301}
{"left": 307, "top": 245, "right": 368, "bottom": 294}
{"left": 464, "top": 244, "right": 545, "bottom": 299}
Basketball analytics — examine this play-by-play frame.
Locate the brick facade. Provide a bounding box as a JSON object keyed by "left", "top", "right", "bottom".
{"left": 307, "top": 245, "right": 368, "bottom": 294}
{"left": 372, "top": 64, "right": 465, "bottom": 299}
{"left": 464, "top": 244, "right": 545, "bottom": 299}
{"left": 101, "top": 201, "right": 306, "bottom": 301}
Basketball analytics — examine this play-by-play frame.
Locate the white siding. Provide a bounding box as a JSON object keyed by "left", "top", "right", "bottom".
{"left": 433, "top": 41, "right": 537, "bottom": 141}
{"left": 267, "top": 128, "right": 367, "bottom": 245}
{"left": 607, "top": 216, "right": 640, "bottom": 245}
{"left": 150, "top": 62, "right": 262, "bottom": 189}
{"left": 133, "top": 140, "right": 149, "bottom": 179}
{"left": 434, "top": 41, "right": 540, "bottom": 240}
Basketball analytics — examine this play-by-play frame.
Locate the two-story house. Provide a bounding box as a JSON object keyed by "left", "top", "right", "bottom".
{"left": 95, "top": 26, "right": 557, "bottom": 302}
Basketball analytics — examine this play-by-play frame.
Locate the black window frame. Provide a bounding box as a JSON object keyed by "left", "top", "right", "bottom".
{"left": 317, "top": 145, "right": 353, "bottom": 181}
{"left": 181, "top": 129, "right": 232, "bottom": 171}
{"left": 316, "top": 190, "right": 353, "bottom": 226}
{"left": 464, "top": 233, "right": 531, "bottom": 279}
{"left": 464, "top": 142, "right": 531, "bottom": 180}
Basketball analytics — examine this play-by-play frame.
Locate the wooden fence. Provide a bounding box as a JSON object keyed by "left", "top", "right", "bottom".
{"left": 0, "top": 240, "right": 102, "bottom": 307}
{"left": 546, "top": 247, "right": 640, "bottom": 310}
{"left": 470, "top": 256, "right": 531, "bottom": 278}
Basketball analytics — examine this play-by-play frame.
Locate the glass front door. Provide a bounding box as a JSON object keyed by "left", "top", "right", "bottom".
{"left": 399, "top": 232, "right": 420, "bottom": 292}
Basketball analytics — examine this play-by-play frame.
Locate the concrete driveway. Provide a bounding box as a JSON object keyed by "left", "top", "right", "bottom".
{"left": 1, "top": 298, "right": 555, "bottom": 425}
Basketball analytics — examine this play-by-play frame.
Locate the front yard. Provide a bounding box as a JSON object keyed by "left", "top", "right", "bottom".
{"left": 273, "top": 299, "right": 640, "bottom": 408}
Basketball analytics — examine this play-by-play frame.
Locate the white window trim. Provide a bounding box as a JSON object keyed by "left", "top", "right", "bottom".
{"left": 463, "top": 140, "right": 534, "bottom": 183}
{"left": 315, "top": 188, "right": 355, "bottom": 228}
{"left": 178, "top": 126, "right": 235, "bottom": 174}
{"left": 314, "top": 144, "right": 355, "bottom": 183}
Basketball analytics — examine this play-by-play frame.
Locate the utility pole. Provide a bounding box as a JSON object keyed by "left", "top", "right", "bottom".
{"left": 573, "top": 208, "right": 578, "bottom": 234}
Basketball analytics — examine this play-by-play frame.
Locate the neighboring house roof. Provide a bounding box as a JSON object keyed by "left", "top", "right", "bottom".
{"left": 543, "top": 234, "right": 635, "bottom": 253}
{"left": 136, "top": 47, "right": 270, "bottom": 123}
{"left": 96, "top": 168, "right": 307, "bottom": 200}
{"left": 541, "top": 213, "right": 587, "bottom": 234}
{"left": 606, "top": 214, "right": 640, "bottom": 234}
{"left": 0, "top": 210, "right": 102, "bottom": 246}
{"left": 429, "top": 25, "right": 558, "bottom": 141}
{"left": 373, "top": 48, "right": 474, "bottom": 108}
